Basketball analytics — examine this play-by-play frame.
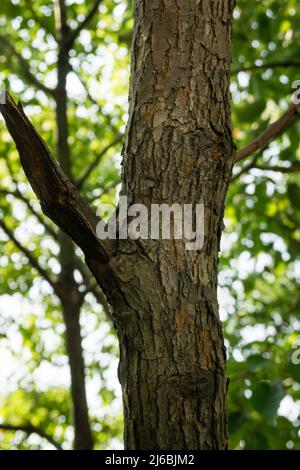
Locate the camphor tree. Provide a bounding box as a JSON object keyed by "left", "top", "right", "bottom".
{"left": 1, "top": 0, "right": 300, "bottom": 450}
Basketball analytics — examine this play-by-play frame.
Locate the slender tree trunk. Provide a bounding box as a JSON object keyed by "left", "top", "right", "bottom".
{"left": 61, "top": 295, "right": 94, "bottom": 450}
{"left": 103, "top": 0, "right": 236, "bottom": 449}
{"left": 54, "top": 3, "right": 93, "bottom": 450}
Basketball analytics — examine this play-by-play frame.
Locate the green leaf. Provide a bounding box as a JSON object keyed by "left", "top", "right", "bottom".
{"left": 251, "top": 380, "right": 285, "bottom": 421}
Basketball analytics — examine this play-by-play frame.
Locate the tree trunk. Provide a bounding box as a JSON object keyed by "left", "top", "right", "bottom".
{"left": 61, "top": 294, "right": 93, "bottom": 450}
{"left": 105, "top": 0, "right": 236, "bottom": 449}
{"left": 0, "top": 0, "right": 236, "bottom": 451}
{"left": 55, "top": 5, "right": 93, "bottom": 449}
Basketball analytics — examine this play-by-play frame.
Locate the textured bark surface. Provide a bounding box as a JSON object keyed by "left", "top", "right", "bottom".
{"left": 103, "top": 0, "right": 235, "bottom": 450}
{"left": 0, "top": 0, "right": 236, "bottom": 451}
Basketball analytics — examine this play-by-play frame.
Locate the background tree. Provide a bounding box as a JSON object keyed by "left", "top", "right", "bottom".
{"left": 0, "top": 0, "right": 129, "bottom": 450}
{"left": 0, "top": 0, "right": 300, "bottom": 450}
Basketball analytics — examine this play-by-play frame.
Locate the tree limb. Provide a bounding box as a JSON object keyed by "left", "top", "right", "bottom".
{"left": 0, "top": 35, "right": 55, "bottom": 97}
{"left": 230, "top": 152, "right": 261, "bottom": 182}
{"left": 75, "top": 258, "right": 114, "bottom": 323}
{"left": 67, "top": 64, "right": 123, "bottom": 159}
{"left": 23, "top": 0, "right": 57, "bottom": 40}
{"left": 0, "top": 423, "right": 63, "bottom": 450}
{"left": 0, "top": 218, "right": 59, "bottom": 294}
{"left": 0, "top": 93, "right": 113, "bottom": 265}
{"left": 77, "top": 136, "right": 122, "bottom": 190}
{"left": 253, "top": 163, "right": 300, "bottom": 173}
{"left": 1, "top": 158, "right": 57, "bottom": 238}
{"left": 0, "top": 188, "right": 58, "bottom": 240}
{"left": 87, "top": 179, "right": 120, "bottom": 204}
{"left": 230, "top": 157, "right": 300, "bottom": 183}
{"left": 65, "top": 0, "right": 102, "bottom": 50}
{"left": 234, "top": 102, "right": 300, "bottom": 163}
{"left": 232, "top": 59, "right": 300, "bottom": 75}
{"left": 69, "top": 64, "right": 100, "bottom": 107}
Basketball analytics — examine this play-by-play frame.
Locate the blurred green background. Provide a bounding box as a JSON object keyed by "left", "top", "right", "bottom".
{"left": 0, "top": 0, "right": 300, "bottom": 450}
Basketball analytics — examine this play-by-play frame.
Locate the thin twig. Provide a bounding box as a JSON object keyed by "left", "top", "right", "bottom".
{"left": 253, "top": 164, "right": 300, "bottom": 173}
{"left": 0, "top": 188, "right": 57, "bottom": 239}
{"left": 232, "top": 59, "right": 300, "bottom": 75}
{"left": 0, "top": 423, "right": 63, "bottom": 450}
{"left": 65, "top": 0, "right": 102, "bottom": 50}
{"left": 23, "top": 0, "right": 57, "bottom": 40}
{"left": 75, "top": 257, "right": 114, "bottom": 324}
{"left": 235, "top": 102, "right": 300, "bottom": 163}
{"left": 77, "top": 136, "right": 122, "bottom": 190}
{"left": 0, "top": 218, "right": 59, "bottom": 295}
{"left": 230, "top": 152, "right": 261, "bottom": 182}
{"left": 87, "top": 179, "right": 120, "bottom": 203}
{"left": 0, "top": 35, "right": 55, "bottom": 97}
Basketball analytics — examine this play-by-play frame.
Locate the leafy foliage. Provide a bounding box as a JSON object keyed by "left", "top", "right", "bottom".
{"left": 1, "top": 0, "right": 300, "bottom": 450}
{"left": 0, "top": 0, "right": 130, "bottom": 450}
{"left": 225, "top": 0, "right": 300, "bottom": 450}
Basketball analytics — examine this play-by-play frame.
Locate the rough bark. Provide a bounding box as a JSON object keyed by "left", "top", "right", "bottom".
{"left": 107, "top": 0, "right": 236, "bottom": 450}
{"left": 0, "top": 0, "right": 236, "bottom": 450}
